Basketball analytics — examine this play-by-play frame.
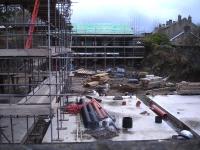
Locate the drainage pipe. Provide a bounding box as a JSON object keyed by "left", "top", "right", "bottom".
{"left": 151, "top": 104, "right": 167, "bottom": 119}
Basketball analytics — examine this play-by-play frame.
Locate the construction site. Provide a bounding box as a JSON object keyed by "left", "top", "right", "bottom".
{"left": 0, "top": 0, "right": 200, "bottom": 150}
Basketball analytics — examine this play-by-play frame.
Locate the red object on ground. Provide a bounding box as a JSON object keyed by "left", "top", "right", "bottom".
{"left": 92, "top": 99, "right": 108, "bottom": 118}
{"left": 65, "top": 103, "right": 83, "bottom": 114}
{"left": 91, "top": 100, "right": 105, "bottom": 119}
{"left": 64, "top": 99, "right": 109, "bottom": 119}
{"left": 25, "top": 0, "right": 40, "bottom": 48}
{"left": 136, "top": 101, "right": 141, "bottom": 107}
{"left": 99, "top": 108, "right": 108, "bottom": 118}
{"left": 150, "top": 104, "right": 167, "bottom": 119}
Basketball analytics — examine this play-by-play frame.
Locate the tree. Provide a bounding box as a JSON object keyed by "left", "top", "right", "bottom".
{"left": 0, "top": 5, "right": 17, "bottom": 22}
{"left": 144, "top": 33, "right": 170, "bottom": 45}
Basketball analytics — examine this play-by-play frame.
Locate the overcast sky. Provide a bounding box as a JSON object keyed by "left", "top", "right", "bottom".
{"left": 71, "top": 0, "right": 200, "bottom": 32}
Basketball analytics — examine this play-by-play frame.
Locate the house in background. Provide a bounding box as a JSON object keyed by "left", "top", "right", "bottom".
{"left": 154, "top": 15, "right": 200, "bottom": 46}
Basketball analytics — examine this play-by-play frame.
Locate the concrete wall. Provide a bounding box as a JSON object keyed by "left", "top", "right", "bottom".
{"left": 1, "top": 140, "right": 200, "bottom": 150}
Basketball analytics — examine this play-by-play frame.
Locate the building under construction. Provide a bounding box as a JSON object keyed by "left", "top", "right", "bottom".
{"left": 0, "top": 0, "right": 72, "bottom": 143}
{"left": 71, "top": 24, "right": 145, "bottom": 70}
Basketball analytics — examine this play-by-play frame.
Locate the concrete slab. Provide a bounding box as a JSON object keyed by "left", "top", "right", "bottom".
{"left": 100, "top": 96, "right": 177, "bottom": 141}
{"left": 43, "top": 96, "right": 177, "bottom": 143}
{"left": 42, "top": 112, "right": 85, "bottom": 143}
{"left": 0, "top": 49, "right": 48, "bottom": 57}
{"left": 149, "top": 95, "right": 200, "bottom": 136}
{"left": 0, "top": 104, "right": 50, "bottom": 116}
{"left": 42, "top": 96, "right": 86, "bottom": 143}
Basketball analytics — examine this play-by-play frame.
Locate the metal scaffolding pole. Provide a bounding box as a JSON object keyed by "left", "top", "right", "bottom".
{"left": 47, "top": 0, "right": 53, "bottom": 142}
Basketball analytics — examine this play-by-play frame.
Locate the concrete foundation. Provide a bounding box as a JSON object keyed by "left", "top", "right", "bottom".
{"left": 149, "top": 95, "right": 200, "bottom": 136}
{"left": 43, "top": 96, "right": 177, "bottom": 143}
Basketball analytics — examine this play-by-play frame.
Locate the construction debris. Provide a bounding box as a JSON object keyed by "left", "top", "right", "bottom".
{"left": 84, "top": 73, "right": 110, "bottom": 88}
{"left": 84, "top": 81, "right": 99, "bottom": 88}
{"left": 140, "top": 75, "right": 165, "bottom": 89}
{"left": 109, "top": 72, "right": 169, "bottom": 94}
{"left": 140, "top": 111, "right": 150, "bottom": 116}
{"left": 132, "top": 71, "right": 148, "bottom": 79}
{"left": 176, "top": 81, "right": 200, "bottom": 95}
{"left": 85, "top": 128, "right": 118, "bottom": 139}
{"left": 118, "top": 84, "right": 139, "bottom": 92}
{"left": 74, "top": 68, "right": 96, "bottom": 76}
{"left": 92, "top": 83, "right": 110, "bottom": 96}
{"left": 107, "top": 67, "right": 126, "bottom": 78}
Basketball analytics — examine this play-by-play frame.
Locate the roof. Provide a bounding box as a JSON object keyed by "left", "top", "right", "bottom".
{"left": 72, "top": 23, "right": 133, "bottom": 34}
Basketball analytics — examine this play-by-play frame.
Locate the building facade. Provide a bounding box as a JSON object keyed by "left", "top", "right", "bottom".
{"left": 71, "top": 24, "right": 145, "bottom": 69}
{"left": 71, "top": 24, "right": 145, "bottom": 70}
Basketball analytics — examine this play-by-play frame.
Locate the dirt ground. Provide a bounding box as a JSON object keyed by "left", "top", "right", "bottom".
{"left": 70, "top": 76, "right": 176, "bottom": 97}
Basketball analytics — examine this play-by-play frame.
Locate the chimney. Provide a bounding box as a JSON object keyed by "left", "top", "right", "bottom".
{"left": 178, "top": 15, "right": 182, "bottom": 23}
{"left": 166, "top": 21, "right": 169, "bottom": 26}
{"left": 169, "top": 19, "right": 172, "bottom": 25}
{"left": 188, "top": 15, "right": 192, "bottom": 23}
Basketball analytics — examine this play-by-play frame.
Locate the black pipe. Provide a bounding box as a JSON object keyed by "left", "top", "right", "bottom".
{"left": 87, "top": 103, "right": 99, "bottom": 129}
{"left": 80, "top": 100, "right": 92, "bottom": 128}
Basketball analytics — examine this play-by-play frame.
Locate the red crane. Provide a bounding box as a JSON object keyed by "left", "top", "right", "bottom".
{"left": 25, "top": 0, "right": 40, "bottom": 49}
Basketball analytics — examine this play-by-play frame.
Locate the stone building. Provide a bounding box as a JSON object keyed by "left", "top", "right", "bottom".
{"left": 154, "top": 15, "right": 200, "bottom": 46}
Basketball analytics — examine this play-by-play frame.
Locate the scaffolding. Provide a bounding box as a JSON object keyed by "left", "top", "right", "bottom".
{"left": 0, "top": 0, "right": 72, "bottom": 143}
{"left": 70, "top": 24, "right": 145, "bottom": 70}
{"left": 71, "top": 34, "right": 145, "bottom": 70}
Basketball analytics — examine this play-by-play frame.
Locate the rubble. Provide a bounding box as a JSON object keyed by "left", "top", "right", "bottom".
{"left": 140, "top": 75, "right": 165, "bottom": 89}
{"left": 176, "top": 81, "right": 200, "bottom": 95}
{"left": 107, "top": 67, "right": 126, "bottom": 78}
{"left": 132, "top": 71, "right": 148, "bottom": 79}
{"left": 95, "top": 84, "right": 110, "bottom": 96}
{"left": 109, "top": 73, "right": 167, "bottom": 93}
{"left": 84, "top": 81, "right": 99, "bottom": 88}
{"left": 85, "top": 128, "right": 118, "bottom": 139}
{"left": 118, "top": 84, "right": 139, "bottom": 92}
